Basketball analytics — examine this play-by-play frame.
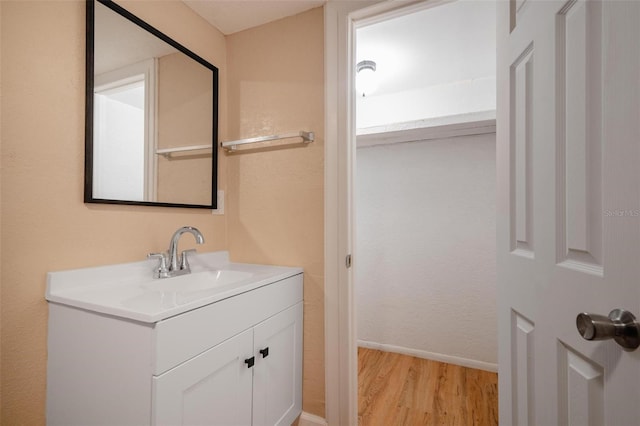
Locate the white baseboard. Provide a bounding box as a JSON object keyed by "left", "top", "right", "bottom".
{"left": 298, "top": 411, "right": 328, "bottom": 426}
{"left": 357, "top": 340, "right": 498, "bottom": 373}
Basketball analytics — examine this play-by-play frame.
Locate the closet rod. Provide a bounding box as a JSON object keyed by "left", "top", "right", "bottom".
{"left": 221, "top": 131, "right": 314, "bottom": 151}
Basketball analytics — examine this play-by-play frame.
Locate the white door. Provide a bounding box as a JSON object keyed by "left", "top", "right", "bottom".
{"left": 153, "top": 329, "right": 254, "bottom": 426}
{"left": 252, "top": 303, "right": 303, "bottom": 426}
{"left": 497, "top": 0, "right": 640, "bottom": 424}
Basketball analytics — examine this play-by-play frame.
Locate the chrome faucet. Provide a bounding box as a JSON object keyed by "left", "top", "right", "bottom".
{"left": 148, "top": 226, "right": 205, "bottom": 279}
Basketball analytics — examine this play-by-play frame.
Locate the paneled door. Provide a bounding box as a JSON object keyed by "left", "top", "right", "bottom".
{"left": 497, "top": 0, "right": 640, "bottom": 424}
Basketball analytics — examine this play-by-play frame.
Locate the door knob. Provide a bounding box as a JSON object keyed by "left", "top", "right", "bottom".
{"left": 576, "top": 309, "right": 640, "bottom": 350}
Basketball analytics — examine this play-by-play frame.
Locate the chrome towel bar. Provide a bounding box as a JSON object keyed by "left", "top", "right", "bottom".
{"left": 221, "top": 131, "right": 314, "bottom": 152}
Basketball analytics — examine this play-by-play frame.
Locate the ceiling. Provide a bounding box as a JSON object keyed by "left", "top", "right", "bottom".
{"left": 178, "top": 0, "right": 496, "bottom": 99}
{"left": 182, "top": 0, "right": 326, "bottom": 35}
{"left": 356, "top": 0, "right": 496, "bottom": 97}
{"left": 95, "top": 1, "right": 177, "bottom": 75}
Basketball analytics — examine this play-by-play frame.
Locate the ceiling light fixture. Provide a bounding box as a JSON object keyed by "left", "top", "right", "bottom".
{"left": 356, "top": 60, "right": 377, "bottom": 97}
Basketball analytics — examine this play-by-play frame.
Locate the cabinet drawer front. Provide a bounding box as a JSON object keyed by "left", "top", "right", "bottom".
{"left": 153, "top": 274, "right": 302, "bottom": 374}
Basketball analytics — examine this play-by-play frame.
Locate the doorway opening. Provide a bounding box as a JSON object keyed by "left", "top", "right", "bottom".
{"left": 93, "top": 59, "right": 158, "bottom": 202}
{"left": 353, "top": 1, "right": 498, "bottom": 423}
{"left": 94, "top": 77, "right": 146, "bottom": 201}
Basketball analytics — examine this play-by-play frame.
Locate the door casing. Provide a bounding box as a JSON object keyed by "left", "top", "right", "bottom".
{"left": 323, "top": 1, "right": 457, "bottom": 424}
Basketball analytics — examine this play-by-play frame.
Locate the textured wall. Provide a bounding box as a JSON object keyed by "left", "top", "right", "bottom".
{"left": 157, "top": 52, "right": 213, "bottom": 205}
{"left": 225, "top": 8, "right": 325, "bottom": 417}
{"left": 355, "top": 133, "right": 497, "bottom": 367}
{"left": 0, "top": 1, "right": 227, "bottom": 423}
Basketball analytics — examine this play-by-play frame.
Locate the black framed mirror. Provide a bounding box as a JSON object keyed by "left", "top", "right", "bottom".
{"left": 85, "top": 0, "right": 218, "bottom": 209}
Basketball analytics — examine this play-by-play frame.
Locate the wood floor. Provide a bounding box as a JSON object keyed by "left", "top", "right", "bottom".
{"left": 358, "top": 347, "right": 498, "bottom": 426}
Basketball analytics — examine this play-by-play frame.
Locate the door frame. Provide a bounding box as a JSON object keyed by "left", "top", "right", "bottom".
{"left": 323, "top": 1, "right": 454, "bottom": 424}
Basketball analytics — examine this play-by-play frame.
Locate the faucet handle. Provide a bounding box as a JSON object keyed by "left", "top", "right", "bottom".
{"left": 148, "top": 252, "right": 169, "bottom": 278}
{"left": 180, "top": 249, "right": 197, "bottom": 272}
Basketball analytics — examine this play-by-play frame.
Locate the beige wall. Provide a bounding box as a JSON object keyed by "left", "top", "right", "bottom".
{"left": 226, "top": 8, "right": 325, "bottom": 417}
{"left": 157, "top": 52, "right": 213, "bottom": 205}
{"left": 1, "top": 2, "right": 326, "bottom": 423}
{"left": 0, "top": 1, "right": 227, "bottom": 423}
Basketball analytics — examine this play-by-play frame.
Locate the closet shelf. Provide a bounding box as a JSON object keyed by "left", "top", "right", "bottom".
{"left": 221, "top": 131, "right": 314, "bottom": 152}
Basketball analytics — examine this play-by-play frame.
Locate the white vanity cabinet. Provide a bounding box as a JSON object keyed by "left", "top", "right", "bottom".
{"left": 45, "top": 254, "right": 303, "bottom": 426}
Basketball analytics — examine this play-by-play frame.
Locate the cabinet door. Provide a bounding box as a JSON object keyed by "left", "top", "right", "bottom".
{"left": 153, "top": 329, "right": 254, "bottom": 426}
{"left": 252, "top": 303, "right": 303, "bottom": 426}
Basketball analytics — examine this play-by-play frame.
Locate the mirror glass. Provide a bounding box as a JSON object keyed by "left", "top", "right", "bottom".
{"left": 86, "top": 0, "right": 218, "bottom": 208}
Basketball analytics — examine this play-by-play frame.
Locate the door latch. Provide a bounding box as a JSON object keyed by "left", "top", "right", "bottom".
{"left": 577, "top": 309, "right": 640, "bottom": 350}
{"left": 346, "top": 254, "right": 352, "bottom": 268}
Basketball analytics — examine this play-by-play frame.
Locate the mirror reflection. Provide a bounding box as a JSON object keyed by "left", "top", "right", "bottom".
{"left": 86, "top": 0, "right": 218, "bottom": 208}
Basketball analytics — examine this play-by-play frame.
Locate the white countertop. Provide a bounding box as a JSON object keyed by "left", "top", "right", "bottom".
{"left": 46, "top": 251, "right": 302, "bottom": 323}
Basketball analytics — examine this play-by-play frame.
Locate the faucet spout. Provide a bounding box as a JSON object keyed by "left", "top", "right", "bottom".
{"left": 168, "top": 226, "right": 205, "bottom": 273}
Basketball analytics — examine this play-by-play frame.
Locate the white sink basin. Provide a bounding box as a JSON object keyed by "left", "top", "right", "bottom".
{"left": 141, "top": 270, "right": 253, "bottom": 293}
{"left": 45, "top": 251, "right": 302, "bottom": 323}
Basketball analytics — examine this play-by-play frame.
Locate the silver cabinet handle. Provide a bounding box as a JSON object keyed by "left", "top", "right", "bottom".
{"left": 576, "top": 309, "right": 640, "bottom": 350}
